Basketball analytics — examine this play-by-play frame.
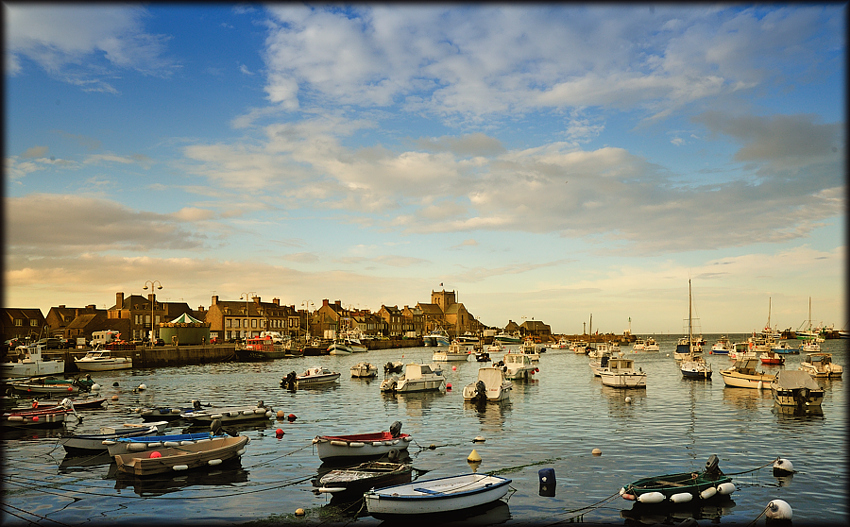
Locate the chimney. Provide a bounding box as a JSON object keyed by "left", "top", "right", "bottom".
{"left": 211, "top": 295, "right": 218, "bottom": 305}
{"left": 116, "top": 292, "right": 124, "bottom": 308}
{"left": 253, "top": 296, "right": 261, "bottom": 304}
{"left": 87, "top": 304, "right": 96, "bottom": 310}
{"left": 59, "top": 305, "right": 65, "bottom": 309}
{"left": 75, "top": 309, "right": 80, "bottom": 318}
{"left": 273, "top": 298, "right": 280, "bottom": 306}
{"left": 198, "top": 306, "right": 205, "bottom": 312}
{"left": 323, "top": 299, "right": 330, "bottom": 307}
{"left": 335, "top": 300, "right": 341, "bottom": 307}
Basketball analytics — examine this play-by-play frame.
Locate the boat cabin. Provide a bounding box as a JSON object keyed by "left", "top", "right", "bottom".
{"left": 245, "top": 336, "right": 275, "bottom": 352}
{"left": 403, "top": 363, "right": 438, "bottom": 379}
{"left": 607, "top": 358, "right": 638, "bottom": 373}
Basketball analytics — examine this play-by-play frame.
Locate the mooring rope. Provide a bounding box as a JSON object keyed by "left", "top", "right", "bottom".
{"left": 745, "top": 503, "right": 771, "bottom": 527}
{"left": 725, "top": 456, "right": 779, "bottom": 476}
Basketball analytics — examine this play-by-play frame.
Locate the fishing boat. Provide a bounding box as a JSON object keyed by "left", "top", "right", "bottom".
{"left": 363, "top": 473, "right": 512, "bottom": 519}
{"left": 710, "top": 336, "right": 733, "bottom": 355}
{"left": 432, "top": 340, "right": 473, "bottom": 362}
{"left": 113, "top": 434, "right": 249, "bottom": 476}
{"left": 518, "top": 339, "right": 541, "bottom": 361}
{"left": 235, "top": 336, "right": 288, "bottom": 361}
{"left": 643, "top": 337, "right": 660, "bottom": 351}
{"left": 104, "top": 431, "right": 227, "bottom": 456}
{"left": 719, "top": 358, "right": 776, "bottom": 389}
{"left": 344, "top": 337, "right": 368, "bottom": 353}
{"left": 74, "top": 349, "right": 132, "bottom": 371}
{"left": 599, "top": 357, "right": 646, "bottom": 388}
{"left": 423, "top": 327, "right": 451, "bottom": 347}
{"left": 327, "top": 339, "right": 353, "bottom": 355}
{"left": 486, "top": 341, "right": 505, "bottom": 353}
{"left": 798, "top": 353, "right": 843, "bottom": 378}
{"left": 1, "top": 399, "right": 77, "bottom": 429}
{"left": 571, "top": 340, "right": 590, "bottom": 354}
{"left": 59, "top": 421, "right": 168, "bottom": 454}
{"left": 619, "top": 455, "right": 736, "bottom": 504}
{"left": 281, "top": 367, "right": 341, "bottom": 389}
{"left": 772, "top": 340, "right": 799, "bottom": 354}
{"left": 759, "top": 350, "right": 785, "bottom": 365}
{"left": 180, "top": 401, "right": 274, "bottom": 426}
{"left": 771, "top": 370, "right": 824, "bottom": 407}
{"left": 498, "top": 352, "right": 537, "bottom": 380}
{"left": 1, "top": 345, "right": 65, "bottom": 378}
{"left": 350, "top": 362, "right": 379, "bottom": 378}
{"left": 801, "top": 340, "right": 821, "bottom": 352}
{"left": 380, "top": 363, "right": 446, "bottom": 393}
{"left": 315, "top": 461, "right": 413, "bottom": 499}
{"left": 312, "top": 421, "right": 412, "bottom": 462}
{"left": 494, "top": 331, "right": 522, "bottom": 345}
{"left": 462, "top": 366, "right": 512, "bottom": 403}
{"left": 137, "top": 400, "right": 211, "bottom": 422}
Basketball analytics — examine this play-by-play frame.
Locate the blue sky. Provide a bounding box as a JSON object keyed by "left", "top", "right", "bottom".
{"left": 4, "top": 4, "right": 846, "bottom": 334}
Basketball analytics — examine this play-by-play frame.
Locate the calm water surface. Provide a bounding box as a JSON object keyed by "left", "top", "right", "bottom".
{"left": 2, "top": 334, "right": 846, "bottom": 526}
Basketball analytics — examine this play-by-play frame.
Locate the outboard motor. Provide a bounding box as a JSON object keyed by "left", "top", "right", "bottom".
{"left": 705, "top": 454, "right": 722, "bottom": 477}
{"left": 281, "top": 371, "right": 297, "bottom": 390}
{"left": 474, "top": 380, "right": 487, "bottom": 404}
{"left": 389, "top": 421, "right": 403, "bottom": 437}
{"left": 211, "top": 418, "right": 223, "bottom": 436}
{"left": 257, "top": 400, "right": 265, "bottom": 409}
{"left": 193, "top": 399, "right": 202, "bottom": 410}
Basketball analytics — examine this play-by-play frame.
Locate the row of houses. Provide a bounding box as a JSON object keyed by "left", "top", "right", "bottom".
{"left": 2, "top": 289, "right": 553, "bottom": 347}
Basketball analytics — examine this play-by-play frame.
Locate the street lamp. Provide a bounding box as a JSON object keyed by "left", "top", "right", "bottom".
{"left": 301, "top": 300, "right": 314, "bottom": 341}
{"left": 143, "top": 280, "right": 163, "bottom": 346}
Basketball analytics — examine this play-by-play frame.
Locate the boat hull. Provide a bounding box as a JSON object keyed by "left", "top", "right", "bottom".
{"left": 1, "top": 405, "right": 73, "bottom": 428}
{"left": 114, "top": 435, "right": 249, "bottom": 476}
{"left": 600, "top": 372, "right": 646, "bottom": 388}
{"left": 105, "top": 432, "right": 222, "bottom": 456}
{"left": 60, "top": 424, "right": 161, "bottom": 454}
{"left": 719, "top": 371, "right": 775, "bottom": 389}
{"left": 313, "top": 431, "right": 412, "bottom": 462}
{"left": 1, "top": 360, "right": 65, "bottom": 378}
{"left": 364, "top": 473, "right": 512, "bottom": 518}
{"left": 180, "top": 405, "right": 273, "bottom": 425}
{"left": 317, "top": 462, "right": 413, "bottom": 499}
{"left": 620, "top": 470, "right": 734, "bottom": 504}
{"left": 75, "top": 359, "right": 132, "bottom": 372}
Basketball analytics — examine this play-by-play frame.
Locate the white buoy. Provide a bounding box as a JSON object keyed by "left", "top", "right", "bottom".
{"left": 637, "top": 492, "right": 665, "bottom": 504}
{"left": 473, "top": 436, "right": 486, "bottom": 443}
{"left": 624, "top": 396, "right": 632, "bottom": 403}
{"left": 669, "top": 492, "right": 693, "bottom": 503}
{"left": 716, "top": 482, "right": 736, "bottom": 495}
{"left": 91, "top": 383, "right": 100, "bottom": 391}
{"left": 758, "top": 380, "right": 763, "bottom": 390}
{"left": 773, "top": 458, "right": 795, "bottom": 476}
{"left": 766, "top": 499, "right": 793, "bottom": 520}
{"left": 138, "top": 384, "right": 147, "bottom": 391}
{"left": 699, "top": 486, "right": 717, "bottom": 500}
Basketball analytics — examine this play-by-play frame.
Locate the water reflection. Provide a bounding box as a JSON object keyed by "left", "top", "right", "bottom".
{"left": 599, "top": 385, "right": 646, "bottom": 418}
{"left": 113, "top": 459, "right": 248, "bottom": 496}
{"left": 621, "top": 498, "right": 736, "bottom": 525}
{"left": 462, "top": 400, "right": 511, "bottom": 432}
{"left": 375, "top": 499, "right": 510, "bottom": 526}
{"left": 58, "top": 451, "right": 113, "bottom": 472}
{"left": 386, "top": 391, "right": 446, "bottom": 419}
{"left": 722, "top": 386, "right": 773, "bottom": 410}
{"left": 773, "top": 404, "right": 825, "bottom": 419}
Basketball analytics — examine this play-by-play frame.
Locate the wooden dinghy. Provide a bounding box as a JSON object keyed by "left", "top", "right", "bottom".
{"left": 313, "top": 421, "right": 412, "bottom": 463}
{"left": 1, "top": 402, "right": 76, "bottom": 429}
{"left": 619, "top": 455, "right": 736, "bottom": 504}
{"left": 364, "top": 472, "right": 512, "bottom": 518}
{"left": 114, "top": 435, "right": 249, "bottom": 476}
{"left": 179, "top": 400, "right": 273, "bottom": 426}
{"left": 315, "top": 461, "right": 413, "bottom": 499}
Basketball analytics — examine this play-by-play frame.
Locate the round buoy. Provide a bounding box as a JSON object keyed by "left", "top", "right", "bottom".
{"left": 295, "top": 508, "right": 305, "bottom": 516}
{"left": 276, "top": 410, "right": 285, "bottom": 419}
{"left": 275, "top": 428, "right": 284, "bottom": 438}
{"left": 287, "top": 413, "right": 296, "bottom": 422}
{"left": 91, "top": 383, "right": 100, "bottom": 391}
{"left": 111, "top": 395, "right": 119, "bottom": 401}
{"left": 138, "top": 384, "right": 146, "bottom": 391}
{"left": 67, "top": 386, "right": 73, "bottom": 391}
{"left": 625, "top": 396, "right": 632, "bottom": 403}
{"left": 32, "top": 416, "right": 39, "bottom": 422}
{"left": 429, "top": 444, "right": 437, "bottom": 450}
{"left": 467, "top": 449, "right": 482, "bottom": 462}
{"left": 446, "top": 383, "right": 452, "bottom": 390}
{"left": 473, "top": 436, "right": 485, "bottom": 443}
{"left": 766, "top": 499, "right": 792, "bottom": 520}
{"left": 113, "top": 382, "right": 119, "bottom": 387}
{"left": 773, "top": 458, "right": 795, "bottom": 476}
{"left": 592, "top": 448, "right": 602, "bottom": 456}
{"left": 150, "top": 451, "right": 162, "bottom": 458}
{"left": 452, "top": 366, "right": 457, "bottom": 371}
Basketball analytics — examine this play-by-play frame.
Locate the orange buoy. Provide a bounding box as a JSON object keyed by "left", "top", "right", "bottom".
{"left": 150, "top": 451, "right": 161, "bottom": 458}
{"left": 275, "top": 428, "right": 284, "bottom": 438}
{"left": 32, "top": 416, "right": 39, "bottom": 422}
{"left": 287, "top": 413, "right": 296, "bottom": 422}
{"left": 276, "top": 410, "right": 285, "bottom": 419}
{"left": 446, "top": 383, "right": 452, "bottom": 390}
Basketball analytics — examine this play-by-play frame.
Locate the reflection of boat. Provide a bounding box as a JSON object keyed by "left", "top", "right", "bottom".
{"left": 59, "top": 451, "right": 114, "bottom": 472}
{"left": 114, "top": 459, "right": 248, "bottom": 496}
{"left": 621, "top": 499, "right": 736, "bottom": 524}
{"left": 114, "top": 435, "right": 249, "bottom": 476}
{"left": 74, "top": 349, "right": 132, "bottom": 371}
{"left": 1, "top": 345, "right": 65, "bottom": 378}
{"left": 364, "top": 473, "right": 512, "bottom": 519}
{"left": 620, "top": 455, "right": 736, "bottom": 504}
{"left": 315, "top": 461, "right": 413, "bottom": 500}
{"left": 771, "top": 370, "right": 824, "bottom": 407}
{"left": 312, "top": 421, "right": 412, "bottom": 463}
{"left": 719, "top": 358, "right": 775, "bottom": 389}
{"left": 799, "top": 353, "right": 843, "bottom": 378}
{"left": 599, "top": 358, "right": 646, "bottom": 388}
{"left": 462, "top": 366, "right": 511, "bottom": 403}
{"left": 380, "top": 363, "right": 446, "bottom": 393}
{"left": 350, "top": 362, "right": 378, "bottom": 378}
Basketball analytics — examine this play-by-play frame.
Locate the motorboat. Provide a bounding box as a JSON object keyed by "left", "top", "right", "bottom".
{"left": 571, "top": 340, "right": 590, "bottom": 354}
{"left": 710, "top": 336, "right": 733, "bottom": 355}
{"left": 350, "top": 362, "right": 379, "bottom": 378}
{"left": 487, "top": 342, "right": 505, "bottom": 353}
{"left": 719, "top": 358, "right": 775, "bottom": 389}
{"left": 313, "top": 421, "right": 412, "bottom": 462}
{"left": 771, "top": 370, "right": 824, "bottom": 407}
{"left": 113, "top": 435, "right": 249, "bottom": 476}
{"left": 327, "top": 339, "right": 353, "bottom": 355}
{"left": 104, "top": 431, "right": 227, "bottom": 456}
{"left": 772, "top": 340, "right": 799, "bottom": 354}
{"left": 180, "top": 401, "right": 274, "bottom": 426}
{"left": 498, "top": 352, "right": 537, "bottom": 380}
{"left": 423, "top": 328, "right": 451, "bottom": 347}
{"left": 599, "top": 358, "right": 646, "bottom": 388}
{"left": 137, "top": 400, "right": 212, "bottom": 421}
{"left": 589, "top": 353, "right": 613, "bottom": 377}
{"left": 59, "top": 421, "right": 168, "bottom": 454}
{"left": 620, "top": 455, "right": 735, "bottom": 504}
{"left": 74, "top": 349, "right": 132, "bottom": 371}
{"left": 281, "top": 367, "right": 341, "bottom": 389}
{"left": 759, "top": 350, "right": 785, "bottom": 365}
{"left": 1, "top": 345, "right": 65, "bottom": 378}
{"left": 799, "top": 353, "right": 843, "bottom": 378}
{"left": 462, "top": 366, "right": 512, "bottom": 403}
{"left": 315, "top": 461, "right": 413, "bottom": 500}
{"left": 345, "top": 337, "right": 368, "bottom": 353}
{"left": 518, "top": 339, "right": 540, "bottom": 361}
{"left": 643, "top": 337, "right": 660, "bottom": 351}
{"left": 801, "top": 340, "right": 821, "bottom": 352}
{"left": 380, "top": 363, "right": 446, "bottom": 393}
{"left": 555, "top": 338, "right": 570, "bottom": 349}
{"left": 728, "top": 341, "right": 756, "bottom": 361}
{"left": 494, "top": 332, "right": 522, "bottom": 345}
{"left": 364, "top": 473, "right": 512, "bottom": 519}
{"left": 632, "top": 338, "right": 645, "bottom": 351}
{"left": 433, "top": 340, "right": 473, "bottom": 362}
{"left": 383, "top": 361, "right": 403, "bottom": 375}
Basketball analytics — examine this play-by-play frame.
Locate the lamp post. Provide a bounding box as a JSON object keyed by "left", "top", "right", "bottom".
{"left": 301, "top": 300, "right": 314, "bottom": 342}
{"left": 143, "top": 280, "right": 163, "bottom": 347}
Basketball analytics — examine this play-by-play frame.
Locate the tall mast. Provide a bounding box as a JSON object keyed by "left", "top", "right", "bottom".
{"left": 688, "top": 279, "right": 693, "bottom": 352}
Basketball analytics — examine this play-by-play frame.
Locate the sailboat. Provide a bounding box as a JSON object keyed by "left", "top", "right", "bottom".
{"left": 680, "top": 280, "right": 712, "bottom": 379}
{"left": 796, "top": 297, "right": 823, "bottom": 341}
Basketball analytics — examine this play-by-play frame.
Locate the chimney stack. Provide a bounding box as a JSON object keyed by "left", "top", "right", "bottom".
{"left": 116, "top": 292, "right": 124, "bottom": 308}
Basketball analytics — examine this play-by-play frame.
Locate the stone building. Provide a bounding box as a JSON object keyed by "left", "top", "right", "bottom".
{"left": 1, "top": 308, "right": 46, "bottom": 343}
{"left": 109, "top": 292, "right": 195, "bottom": 341}
{"left": 204, "top": 295, "right": 299, "bottom": 341}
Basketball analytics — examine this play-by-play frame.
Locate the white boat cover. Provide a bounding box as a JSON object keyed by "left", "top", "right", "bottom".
{"left": 774, "top": 369, "right": 820, "bottom": 390}
{"left": 478, "top": 367, "right": 505, "bottom": 388}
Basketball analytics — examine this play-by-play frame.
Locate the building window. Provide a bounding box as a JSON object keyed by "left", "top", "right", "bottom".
{"left": 30, "top": 319, "right": 38, "bottom": 326}
{"left": 252, "top": 319, "right": 257, "bottom": 328}
{"left": 15, "top": 319, "right": 22, "bottom": 326}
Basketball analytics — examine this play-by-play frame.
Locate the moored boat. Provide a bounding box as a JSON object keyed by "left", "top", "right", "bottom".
{"left": 1, "top": 345, "right": 65, "bottom": 378}
{"left": 462, "top": 366, "right": 512, "bottom": 403}
{"left": 235, "top": 336, "right": 289, "bottom": 361}
{"left": 312, "top": 421, "right": 412, "bottom": 462}
{"left": 327, "top": 339, "right": 353, "bottom": 355}
{"left": 719, "top": 358, "right": 775, "bottom": 389}
{"left": 281, "top": 367, "right": 341, "bottom": 389}
{"left": 643, "top": 337, "right": 660, "bottom": 352}
{"left": 6, "top": 376, "right": 86, "bottom": 396}
{"left": 113, "top": 434, "right": 249, "bottom": 476}
{"left": 497, "top": 352, "right": 537, "bottom": 380}
{"left": 619, "top": 455, "right": 735, "bottom": 504}
{"left": 380, "top": 363, "right": 446, "bottom": 393}
{"left": 315, "top": 461, "right": 413, "bottom": 500}
{"left": 433, "top": 340, "right": 473, "bottom": 362}
{"left": 74, "top": 349, "right": 132, "bottom": 371}
{"left": 364, "top": 473, "right": 512, "bottom": 519}
{"left": 759, "top": 350, "right": 785, "bottom": 365}
{"left": 350, "top": 362, "right": 379, "bottom": 378}
{"left": 518, "top": 339, "right": 541, "bottom": 361}
{"left": 771, "top": 369, "right": 824, "bottom": 407}
{"left": 180, "top": 401, "right": 273, "bottom": 426}
{"left": 772, "top": 340, "right": 799, "bottom": 354}
{"left": 104, "top": 431, "right": 226, "bottom": 456}
{"left": 710, "top": 336, "right": 732, "bottom": 355}
{"left": 599, "top": 357, "right": 646, "bottom": 388}
{"left": 680, "top": 354, "right": 712, "bottom": 379}
{"left": 1, "top": 399, "right": 77, "bottom": 429}
{"left": 798, "top": 353, "right": 842, "bottom": 378}
{"left": 60, "top": 421, "right": 167, "bottom": 454}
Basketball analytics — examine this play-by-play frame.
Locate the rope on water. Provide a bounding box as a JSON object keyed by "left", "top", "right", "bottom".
{"left": 725, "top": 456, "right": 780, "bottom": 476}
{"left": 745, "top": 503, "right": 771, "bottom": 527}
{"left": 241, "top": 441, "right": 314, "bottom": 469}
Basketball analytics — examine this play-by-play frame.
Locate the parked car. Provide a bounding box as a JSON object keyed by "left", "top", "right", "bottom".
{"left": 154, "top": 338, "right": 165, "bottom": 347}
{"left": 36, "top": 337, "right": 65, "bottom": 350}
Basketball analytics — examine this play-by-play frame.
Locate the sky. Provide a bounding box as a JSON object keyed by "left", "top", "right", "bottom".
{"left": 4, "top": 3, "right": 846, "bottom": 335}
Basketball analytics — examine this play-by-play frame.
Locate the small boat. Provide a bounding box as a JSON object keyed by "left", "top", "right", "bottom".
{"left": 350, "top": 362, "right": 379, "bottom": 378}
{"left": 315, "top": 461, "right": 413, "bottom": 499}
{"left": 680, "top": 354, "right": 712, "bottom": 379}
{"left": 589, "top": 353, "right": 613, "bottom": 377}
{"left": 180, "top": 401, "right": 273, "bottom": 426}
{"left": 498, "top": 352, "right": 537, "bottom": 380}
{"left": 632, "top": 338, "right": 645, "bottom": 351}
{"left": 772, "top": 340, "right": 799, "bottom": 354}
{"left": 281, "top": 367, "right": 341, "bottom": 389}
{"left": 719, "top": 358, "right": 776, "bottom": 389}
{"left": 6, "top": 376, "right": 84, "bottom": 395}
{"left": 518, "top": 339, "right": 540, "bottom": 361}
{"left": 137, "top": 400, "right": 211, "bottom": 422}
{"left": 487, "top": 342, "right": 505, "bottom": 353}
{"left": 327, "top": 339, "right": 353, "bottom": 355}
{"left": 771, "top": 370, "right": 824, "bottom": 407}
{"left": 235, "top": 336, "right": 288, "bottom": 361}
{"left": 643, "top": 337, "right": 660, "bottom": 352}
{"left": 599, "top": 357, "right": 646, "bottom": 388}
{"left": 473, "top": 351, "right": 491, "bottom": 362}
{"left": 364, "top": 473, "right": 512, "bottom": 519}
{"left": 1, "top": 345, "right": 65, "bottom": 378}
{"left": 74, "top": 349, "right": 132, "bottom": 371}
{"left": 463, "top": 366, "right": 512, "bottom": 403}
{"left": 59, "top": 421, "right": 168, "bottom": 454}
{"left": 728, "top": 341, "right": 756, "bottom": 361}
{"left": 312, "top": 421, "right": 412, "bottom": 462}
{"left": 1, "top": 400, "right": 76, "bottom": 429}
{"left": 801, "top": 340, "right": 821, "bottom": 352}
{"left": 432, "top": 340, "right": 473, "bottom": 362}
{"left": 104, "top": 431, "right": 226, "bottom": 456}
{"left": 759, "top": 350, "right": 786, "bottom": 365}
{"left": 380, "top": 363, "right": 446, "bottom": 393}
{"left": 571, "top": 340, "right": 590, "bottom": 354}
{"left": 114, "top": 434, "right": 249, "bottom": 476}
{"left": 26, "top": 394, "right": 107, "bottom": 410}
{"left": 619, "top": 454, "right": 735, "bottom": 504}
{"left": 710, "top": 336, "right": 733, "bottom": 354}
{"left": 423, "top": 328, "right": 451, "bottom": 347}
{"left": 344, "top": 337, "right": 368, "bottom": 353}
{"left": 798, "top": 353, "right": 843, "bottom": 378}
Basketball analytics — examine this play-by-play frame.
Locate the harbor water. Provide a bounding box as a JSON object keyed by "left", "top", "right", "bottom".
{"left": 2, "top": 334, "right": 846, "bottom": 526}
